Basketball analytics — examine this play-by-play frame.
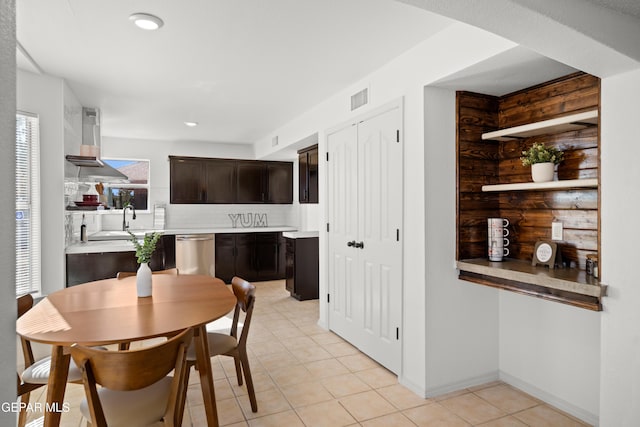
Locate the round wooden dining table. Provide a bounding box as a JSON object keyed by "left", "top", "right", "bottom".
{"left": 17, "top": 274, "right": 236, "bottom": 427}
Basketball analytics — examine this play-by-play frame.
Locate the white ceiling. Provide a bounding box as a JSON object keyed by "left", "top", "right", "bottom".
{"left": 433, "top": 46, "right": 578, "bottom": 96}
{"left": 19, "top": 1, "right": 636, "bottom": 147}
{"left": 16, "top": 0, "right": 455, "bottom": 144}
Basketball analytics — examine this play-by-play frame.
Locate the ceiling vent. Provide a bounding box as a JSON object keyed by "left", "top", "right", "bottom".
{"left": 350, "top": 88, "right": 369, "bottom": 111}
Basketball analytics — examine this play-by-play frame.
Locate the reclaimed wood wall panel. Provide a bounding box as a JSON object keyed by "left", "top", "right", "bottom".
{"left": 456, "top": 72, "right": 600, "bottom": 269}
{"left": 498, "top": 73, "right": 600, "bottom": 127}
{"left": 457, "top": 92, "right": 499, "bottom": 260}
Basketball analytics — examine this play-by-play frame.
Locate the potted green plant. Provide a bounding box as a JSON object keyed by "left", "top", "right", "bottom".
{"left": 128, "top": 231, "right": 162, "bottom": 297}
{"left": 520, "top": 142, "right": 564, "bottom": 182}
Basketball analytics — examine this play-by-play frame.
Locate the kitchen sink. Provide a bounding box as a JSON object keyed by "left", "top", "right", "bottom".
{"left": 88, "top": 230, "right": 149, "bottom": 241}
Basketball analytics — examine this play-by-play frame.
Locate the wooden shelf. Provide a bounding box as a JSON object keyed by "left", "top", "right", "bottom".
{"left": 482, "top": 178, "right": 597, "bottom": 192}
{"left": 457, "top": 258, "right": 605, "bottom": 311}
{"left": 481, "top": 110, "right": 598, "bottom": 141}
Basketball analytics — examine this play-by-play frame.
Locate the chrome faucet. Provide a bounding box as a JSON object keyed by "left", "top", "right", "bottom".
{"left": 122, "top": 204, "right": 136, "bottom": 231}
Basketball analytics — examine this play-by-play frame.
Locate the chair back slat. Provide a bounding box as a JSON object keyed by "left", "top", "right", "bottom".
{"left": 18, "top": 294, "right": 34, "bottom": 318}
{"left": 230, "top": 277, "right": 256, "bottom": 347}
{"left": 71, "top": 328, "right": 193, "bottom": 391}
{"left": 17, "top": 294, "right": 36, "bottom": 368}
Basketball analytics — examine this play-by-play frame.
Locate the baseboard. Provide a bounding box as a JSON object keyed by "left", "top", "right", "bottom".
{"left": 499, "top": 371, "right": 599, "bottom": 426}
{"left": 424, "top": 370, "right": 500, "bottom": 397}
{"left": 316, "top": 318, "right": 328, "bottom": 330}
{"left": 398, "top": 371, "right": 500, "bottom": 399}
{"left": 398, "top": 375, "right": 428, "bottom": 398}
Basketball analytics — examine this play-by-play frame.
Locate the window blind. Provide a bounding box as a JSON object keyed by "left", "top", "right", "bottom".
{"left": 16, "top": 112, "right": 41, "bottom": 295}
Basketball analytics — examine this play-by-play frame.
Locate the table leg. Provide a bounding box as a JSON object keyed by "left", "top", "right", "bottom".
{"left": 43, "top": 345, "right": 70, "bottom": 427}
{"left": 194, "top": 325, "right": 219, "bottom": 427}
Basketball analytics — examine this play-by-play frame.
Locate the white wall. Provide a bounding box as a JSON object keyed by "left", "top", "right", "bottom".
{"left": 17, "top": 70, "right": 66, "bottom": 296}
{"left": 599, "top": 68, "right": 640, "bottom": 427}
{"left": 253, "top": 22, "right": 516, "bottom": 394}
{"left": 0, "top": 0, "right": 17, "bottom": 422}
{"left": 499, "top": 292, "right": 600, "bottom": 424}
{"left": 423, "top": 87, "right": 499, "bottom": 395}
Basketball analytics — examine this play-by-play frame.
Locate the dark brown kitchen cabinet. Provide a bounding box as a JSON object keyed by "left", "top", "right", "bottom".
{"left": 205, "top": 159, "right": 237, "bottom": 203}
{"left": 170, "top": 156, "right": 292, "bottom": 204}
{"left": 237, "top": 161, "right": 267, "bottom": 203}
{"left": 66, "top": 235, "right": 176, "bottom": 286}
{"left": 254, "top": 232, "right": 280, "bottom": 279}
{"left": 267, "top": 162, "right": 294, "bottom": 203}
{"left": 170, "top": 157, "right": 206, "bottom": 203}
{"left": 298, "top": 145, "right": 318, "bottom": 203}
{"left": 170, "top": 157, "right": 236, "bottom": 204}
{"left": 285, "top": 237, "right": 319, "bottom": 300}
{"left": 215, "top": 232, "right": 286, "bottom": 283}
{"left": 213, "top": 234, "right": 236, "bottom": 284}
{"left": 237, "top": 161, "right": 293, "bottom": 204}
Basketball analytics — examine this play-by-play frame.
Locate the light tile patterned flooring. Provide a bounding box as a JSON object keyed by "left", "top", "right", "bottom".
{"left": 24, "top": 280, "right": 591, "bottom": 427}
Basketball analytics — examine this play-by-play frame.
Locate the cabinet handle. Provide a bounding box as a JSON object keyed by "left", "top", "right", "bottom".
{"left": 355, "top": 241, "right": 364, "bottom": 249}
{"left": 347, "top": 240, "right": 356, "bottom": 247}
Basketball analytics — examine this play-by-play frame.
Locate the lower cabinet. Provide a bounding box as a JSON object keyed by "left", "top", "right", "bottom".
{"left": 285, "top": 237, "right": 319, "bottom": 300}
{"left": 65, "top": 235, "right": 176, "bottom": 287}
{"left": 214, "top": 232, "right": 286, "bottom": 283}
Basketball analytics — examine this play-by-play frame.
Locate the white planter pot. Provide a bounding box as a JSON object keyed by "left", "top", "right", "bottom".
{"left": 531, "top": 162, "right": 555, "bottom": 182}
{"left": 136, "top": 262, "right": 152, "bottom": 297}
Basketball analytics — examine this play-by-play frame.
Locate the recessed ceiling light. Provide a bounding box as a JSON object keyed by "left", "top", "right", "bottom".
{"left": 129, "top": 13, "right": 164, "bottom": 30}
{"left": 184, "top": 121, "right": 198, "bottom": 127}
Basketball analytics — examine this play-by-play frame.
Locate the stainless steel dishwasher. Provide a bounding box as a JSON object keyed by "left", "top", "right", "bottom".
{"left": 175, "top": 234, "right": 215, "bottom": 276}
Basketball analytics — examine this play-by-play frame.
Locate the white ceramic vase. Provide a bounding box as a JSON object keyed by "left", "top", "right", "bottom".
{"left": 136, "top": 262, "right": 152, "bottom": 297}
{"left": 531, "top": 162, "right": 555, "bottom": 182}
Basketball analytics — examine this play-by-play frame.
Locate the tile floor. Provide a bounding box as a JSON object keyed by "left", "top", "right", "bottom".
{"left": 23, "top": 280, "right": 591, "bottom": 427}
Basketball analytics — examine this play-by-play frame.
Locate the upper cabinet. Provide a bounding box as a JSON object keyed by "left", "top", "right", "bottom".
{"left": 170, "top": 157, "right": 207, "bottom": 203}
{"left": 170, "top": 156, "right": 292, "bottom": 204}
{"left": 237, "top": 161, "right": 267, "bottom": 203}
{"left": 456, "top": 72, "right": 603, "bottom": 311}
{"left": 205, "top": 159, "right": 238, "bottom": 203}
{"left": 237, "top": 160, "right": 293, "bottom": 204}
{"left": 266, "top": 162, "right": 294, "bottom": 203}
{"left": 298, "top": 145, "right": 318, "bottom": 204}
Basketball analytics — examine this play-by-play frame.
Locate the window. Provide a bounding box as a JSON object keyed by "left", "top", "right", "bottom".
{"left": 16, "top": 112, "right": 41, "bottom": 296}
{"left": 102, "top": 159, "right": 150, "bottom": 210}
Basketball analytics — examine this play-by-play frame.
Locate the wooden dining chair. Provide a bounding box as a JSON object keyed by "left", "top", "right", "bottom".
{"left": 71, "top": 327, "right": 193, "bottom": 427}
{"left": 17, "top": 294, "right": 43, "bottom": 427}
{"left": 17, "top": 294, "right": 90, "bottom": 427}
{"left": 186, "top": 276, "right": 258, "bottom": 412}
{"left": 116, "top": 267, "right": 179, "bottom": 279}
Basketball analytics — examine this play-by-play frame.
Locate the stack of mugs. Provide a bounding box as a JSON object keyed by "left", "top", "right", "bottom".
{"left": 488, "top": 218, "right": 510, "bottom": 261}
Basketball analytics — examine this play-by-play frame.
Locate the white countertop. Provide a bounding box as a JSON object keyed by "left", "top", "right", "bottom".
{"left": 282, "top": 231, "right": 319, "bottom": 239}
{"left": 66, "top": 226, "right": 298, "bottom": 254}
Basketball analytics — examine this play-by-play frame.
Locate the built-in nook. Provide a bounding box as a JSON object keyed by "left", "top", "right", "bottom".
{"left": 456, "top": 72, "right": 603, "bottom": 310}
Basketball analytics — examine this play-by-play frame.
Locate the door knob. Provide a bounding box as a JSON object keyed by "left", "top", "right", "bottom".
{"left": 347, "top": 240, "right": 356, "bottom": 247}
{"left": 354, "top": 241, "right": 364, "bottom": 249}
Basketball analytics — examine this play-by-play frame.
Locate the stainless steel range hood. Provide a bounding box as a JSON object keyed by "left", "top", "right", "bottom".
{"left": 65, "top": 108, "right": 129, "bottom": 182}
{"left": 66, "top": 155, "right": 130, "bottom": 181}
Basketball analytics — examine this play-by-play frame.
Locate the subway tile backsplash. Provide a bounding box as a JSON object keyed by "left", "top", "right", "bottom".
{"left": 95, "top": 204, "right": 298, "bottom": 232}
{"left": 66, "top": 205, "right": 299, "bottom": 245}
{"left": 167, "top": 204, "right": 296, "bottom": 228}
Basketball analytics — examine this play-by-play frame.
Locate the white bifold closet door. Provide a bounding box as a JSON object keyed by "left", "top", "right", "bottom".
{"left": 327, "top": 102, "right": 403, "bottom": 374}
